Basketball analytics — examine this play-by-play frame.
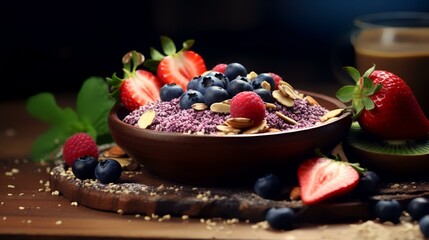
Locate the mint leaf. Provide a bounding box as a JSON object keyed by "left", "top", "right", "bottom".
{"left": 26, "top": 93, "right": 77, "bottom": 125}
{"left": 76, "top": 77, "right": 115, "bottom": 139}
{"left": 30, "top": 126, "right": 66, "bottom": 162}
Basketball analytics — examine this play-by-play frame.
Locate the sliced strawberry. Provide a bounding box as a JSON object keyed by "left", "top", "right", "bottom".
{"left": 107, "top": 51, "right": 162, "bottom": 111}
{"left": 298, "top": 157, "right": 360, "bottom": 205}
{"left": 144, "top": 36, "right": 207, "bottom": 91}
{"left": 157, "top": 50, "right": 206, "bottom": 90}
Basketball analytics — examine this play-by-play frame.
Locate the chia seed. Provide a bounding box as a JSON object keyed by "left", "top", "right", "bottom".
{"left": 123, "top": 97, "right": 329, "bottom": 134}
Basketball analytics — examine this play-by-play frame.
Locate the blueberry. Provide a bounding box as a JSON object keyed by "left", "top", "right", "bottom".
{"left": 195, "top": 75, "right": 225, "bottom": 95}
{"left": 407, "top": 197, "right": 429, "bottom": 221}
{"left": 226, "top": 79, "right": 253, "bottom": 98}
{"left": 419, "top": 215, "right": 429, "bottom": 238}
{"left": 224, "top": 62, "right": 247, "bottom": 80}
{"left": 354, "top": 171, "right": 380, "bottom": 197}
{"left": 187, "top": 77, "right": 199, "bottom": 90}
{"left": 374, "top": 199, "right": 402, "bottom": 223}
{"left": 251, "top": 73, "right": 276, "bottom": 91}
{"left": 71, "top": 156, "right": 98, "bottom": 180}
{"left": 254, "top": 174, "right": 282, "bottom": 199}
{"left": 160, "top": 83, "right": 184, "bottom": 101}
{"left": 253, "top": 88, "right": 275, "bottom": 103}
{"left": 95, "top": 159, "right": 122, "bottom": 184}
{"left": 265, "top": 207, "right": 295, "bottom": 230}
{"left": 204, "top": 86, "right": 229, "bottom": 106}
{"left": 205, "top": 71, "right": 230, "bottom": 88}
{"left": 179, "top": 90, "right": 205, "bottom": 109}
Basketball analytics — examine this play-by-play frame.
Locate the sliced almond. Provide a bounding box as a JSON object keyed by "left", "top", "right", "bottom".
{"left": 103, "top": 145, "right": 127, "bottom": 158}
{"left": 216, "top": 125, "right": 241, "bottom": 134}
{"left": 275, "top": 111, "right": 298, "bottom": 125}
{"left": 222, "top": 99, "right": 231, "bottom": 105}
{"left": 304, "top": 95, "right": 319, "bottom": 106}
{"left": 210, "top": 102, "right": 231, "bottom": 113}
{"left": 192, "top": 103, "right": 208, "bottom": 111}
{"left": 137, "top": 109, "right": 156, "bottom": 129}
{"left": 261, "top": 81, "right": 271, "bottom": 91}
{"left": 268, "top": 128, "right": 282, "bottom": 133}
{"left": 242, "top": 120, "right": 269, "bottom": 134}
{"left": 225, "top": 117, "right": 254, "bottom": 129}
{"left": 247, "top": 71, "right": 258, "bottom": 80}
{"left": 265, "top": 102, "right": 277, "bottom": 109}
{"left": 272, "top": 90, "right": 294, "bottom": 107}
{"left": 320, "top": 109, "right": 344, "bottom": 122}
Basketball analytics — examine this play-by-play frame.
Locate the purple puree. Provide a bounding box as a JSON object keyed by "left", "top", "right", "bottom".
{"left": 123, "top": 98, "right": 328, "bottom": 134}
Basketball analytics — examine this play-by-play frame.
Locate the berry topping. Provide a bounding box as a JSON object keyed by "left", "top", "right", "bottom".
{"left": 160, "top": 83, "right": 184, "bottom": 102}
{"left": 253, "top": 88, "right": 275, "bottom": 103}
{"left": 107, "top": 51, "right": 162, "bottom": 111}
{"left": 72, "top": 156, "right": 98, "bottom": 180}
{"left": 226, "top": 79, "right": 253, "bottom": 98}
{"left": 62, "top": 133, "right": 99, "bottom": 167}
{"left": 265, "top": 207, "right": 295, "bottom": 230}
{"left": 254, "top": 173, "right": 282, "bottom": 199}
{"left": 95, "top": 159, "right": 123, "bottom": 184}
{"left": 374, "top": 199, "right": 402, "bottom": 223}
{"left": 353, "top": 170, "right": 380, "bottom": 197}
{"left": 204, "top": 86, "right": 229, "bottom": 107}
{"left": 145, "top": 36, "right": 207, "bottom": 91}
{"left": 251, "top": 73, "right": 276, "bottom": 91}
{"left": 268, "top": 72, "right": 283, "bottom": 90}
{"left": 179, "top": 90, "right": 205, "bottom": 109}
{"left": 230, "top": 91, "right": 266, "bottom": 125}
{"left": 212, "top": 63, "right": 227, "bottom": 73}
{"left": 195, "top": 75, "right": 225, "bottom": 95}
{"left": 224, "top": 62, "right": 247, "bottom": 81}
{"left": 419, "top": 215, "right": 429, "bottom": 238}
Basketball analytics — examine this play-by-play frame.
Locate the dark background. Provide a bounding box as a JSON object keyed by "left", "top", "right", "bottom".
{"left": 2, "top": 0, "right": 428, "bottom": 100}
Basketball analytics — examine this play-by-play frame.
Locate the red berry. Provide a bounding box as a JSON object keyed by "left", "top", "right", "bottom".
{"left": 230, "top": 91, "right": 266, "bottom": 125}
{"left": 212, "top": 63, "right": 227, "bottom": 73}
{"left": 62, "top": 133, "right": 99, "bottom": 167}
{"left": 268, "top": 72, "right": 282, "bottom": 90}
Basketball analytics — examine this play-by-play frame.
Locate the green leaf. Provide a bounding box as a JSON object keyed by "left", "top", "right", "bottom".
{"left": 336, "top": 85, "right": 355, "bottom": 103}
{"left": 30, "top": 126, "right": 66, "bottom": 161}
{"left": 362, "top": 76, "right": 374, "bottom": 89}
{"left": 149, "top": 47, "right": 165, "bottom": 61}
{"left": 182, "top": 39, "right": 195, "bottom": 51}
{"left": 362, "top": 96, "right": 375, "bottom": 110}
{"left": 76, "top": 77, "right": 115, "bottom": 139}
{"left": 353, "top": 100, "right": 364, "bottom": 119}
{"left": 343, "top": 66, "right": 361, "bottom": 83}
{"left": 363, "top": 64, "right": 376, "bottom": 78}
{"left": 26, "top": 93, "right": 67, "bottom": 125}
{"left": 160, "top": 36, "right": 176, "bottom": 55}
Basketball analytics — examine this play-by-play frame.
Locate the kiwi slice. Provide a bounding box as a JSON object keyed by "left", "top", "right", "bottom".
{"left": 343, "top": 122, "right": 429, "bottom": 179}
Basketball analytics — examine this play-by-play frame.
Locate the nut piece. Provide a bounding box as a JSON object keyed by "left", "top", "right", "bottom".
{"left": 242, "top": 120, "right": 269, "bottom": 134}
{"left": 216, "top": 125, "right": 241, "bottom": 134}
{"left": 103, "top": 145, "right": 127, "bottom": 158}
{"left": 272, "top": 90, "right": 294, "bottom": 107}
{"left": 304, "top": 95, "right": 319, "bottom": 106}
{"left": 289, "top": 186, "right": 301, "bottom": 200}
{"left": 225, "top": 117, "right": 254, "bottom": 129}
{"left": 275, "top": 111, "right": 298, "bottom": 125}
{"left": 192, "top": 103, "right": 208, "bottom": 111}
{"left": 247, "top": 71, "right": 258, "bottom": 80}
{"left": 261, "top": 81, "right": 271, "bottom": 91}
{"left": 210, "top": 102, "right": 231, "bottom": 113}
{"left": 264, "top": 102, "right": 277, "bottom": 109}
{"left": 137, "top": 109, "right": 156, "bottom": 129}
{"left": 320, "top": 109, "right": 344, "bottom": 122}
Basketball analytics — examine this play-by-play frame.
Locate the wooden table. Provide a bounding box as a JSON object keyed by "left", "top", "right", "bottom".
{"left": 0, "top": 94, "right": 425, "bottom": 240}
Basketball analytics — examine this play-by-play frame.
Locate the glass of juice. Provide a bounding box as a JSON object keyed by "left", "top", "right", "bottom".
{"left": 353, "top": 12, "right": 429, "bottom": 117}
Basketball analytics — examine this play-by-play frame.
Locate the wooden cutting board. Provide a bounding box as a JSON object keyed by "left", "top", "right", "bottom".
{"left": 50, "top": 155, "right": 429, "bottom": 224}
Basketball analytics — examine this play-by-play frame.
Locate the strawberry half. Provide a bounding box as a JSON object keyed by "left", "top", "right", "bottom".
{"left": 336, "top": 65, "right": 429, "bottom": 140}
{"left": 298, "top": 157, "right": 360, "bottom": 205}
{"left": 107, "top": 51, "right": 162, "bottom": 111}
{"left": 144, "top": 36, "right": 207, "bottom": 90}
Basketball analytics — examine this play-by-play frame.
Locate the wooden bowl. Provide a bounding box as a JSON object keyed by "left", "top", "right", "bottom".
{"left": 108, "top": 91, "right": 352, "bottom": 186}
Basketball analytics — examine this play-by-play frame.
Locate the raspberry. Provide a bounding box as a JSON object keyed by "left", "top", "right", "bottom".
{"left": 212, "top": 63, "right": 227, "bottom": 73}
{"left": 62, "top": 133, "right": 99, "bottom": 167}
{"left": 230, "top": 91, "right": 266, "bottom": 125}
{"left": 268, "top": 72, "right": 283, "bottom": 90}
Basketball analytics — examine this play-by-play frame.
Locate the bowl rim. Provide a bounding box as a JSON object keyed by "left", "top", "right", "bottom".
{"left": 109, "top": 90, "right": 352, "bottom": 138}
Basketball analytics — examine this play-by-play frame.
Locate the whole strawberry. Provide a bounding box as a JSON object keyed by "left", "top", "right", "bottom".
{"left": 144, "top": 36, "right": 207, "bottom": 91}
{"left": 337, "top": 65, "right": 429, "bottom": 140}
{"left": 107, "top": 51, "right": 162, "bottom": 111}
{"left": 298, "top": 156, "right": 361, "bottom": 205}
{"left": 62, "top": 133, "right": 99, "bottom": 167}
